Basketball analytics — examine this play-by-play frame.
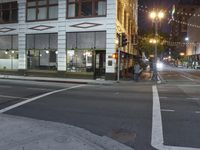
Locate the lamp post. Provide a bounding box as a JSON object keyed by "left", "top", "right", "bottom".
{"left": 149, "top": 10, "right": 164, "bottom": 81}
{"left": 194, "top": 41, "right": 197, "bottom": 69}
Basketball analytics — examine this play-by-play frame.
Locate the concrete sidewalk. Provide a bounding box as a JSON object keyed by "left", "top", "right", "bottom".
{"left": 0, "top": 70, "right": 156, "bottom": 85}
{"left": 0, "top": 114, "right": 133, "bottom": 150}
{"left": 0, "top": 74, "right": 115, "bottom": 85}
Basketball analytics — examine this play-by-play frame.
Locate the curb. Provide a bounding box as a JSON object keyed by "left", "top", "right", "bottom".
{"left": 0, "top": 75, "right": 114, "bottom": 85}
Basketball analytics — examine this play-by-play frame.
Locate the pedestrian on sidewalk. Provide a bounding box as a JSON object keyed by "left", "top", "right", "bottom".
{"left": 133, "top": 62, "right": 141, "bottom": 81}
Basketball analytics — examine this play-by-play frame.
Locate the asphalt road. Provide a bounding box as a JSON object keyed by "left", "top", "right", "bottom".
{"left": 0, "top": 79, "right": 155, "bottom": 150}
{"left": 0, "top": 65, "right": 199, "bottom": 150}
{"left": 158, "top": 66, "right": 200, "bottom": 149}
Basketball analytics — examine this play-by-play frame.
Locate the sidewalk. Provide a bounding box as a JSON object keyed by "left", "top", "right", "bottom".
{"left": 0, "top": 70, "right": 154, "bottom": 84}
{"left": 0, "top": 114, "right": 133, "bottom": 150}
{"left": 0, "top": 74, "right": 114, "bottom": 85}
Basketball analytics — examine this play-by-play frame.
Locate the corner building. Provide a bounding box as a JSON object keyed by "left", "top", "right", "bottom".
{"left": 0, "top": 0, "right": 138, "bottom": 80}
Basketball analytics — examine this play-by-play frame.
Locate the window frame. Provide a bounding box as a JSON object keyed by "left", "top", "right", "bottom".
{"left": 0, "top": 1, "right": 18, "bottom": 24}
{"left": 66, "top": 0, "right": 106, "bottom": 19}
{"left": 26, "top": 0, "right": 58, "bottom": 22}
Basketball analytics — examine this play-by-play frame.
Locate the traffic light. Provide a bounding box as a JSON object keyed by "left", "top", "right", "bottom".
{"left": 121, "top": 33, "right": 128, "bottom": 47}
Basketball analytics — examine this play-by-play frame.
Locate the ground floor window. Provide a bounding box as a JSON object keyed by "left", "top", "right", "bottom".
{"left": 67, "top": 49, "right": 93, "bottom": 72}
{"left": 26, "top": 33, "right": 57, "bottom": 70}
{"left": 66, "top": 31, "right": 106, "bottom": 76}
{"left": 27, "top": 49, "right": 57, "bottom": 70}
{"left": 0, "top": 35, "right": 18, "bottom": 70}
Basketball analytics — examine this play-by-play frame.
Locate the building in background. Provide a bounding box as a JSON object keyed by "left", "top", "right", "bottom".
{"left": 170, "top": 0, "right": 200, "bottom": 57}
{"left": 170, "top": 0, "right": 200, "bottom": 64}
{"left": 186, "top": 8, "right": 200, "bottom": 69}
{"left": 0, "top": 0, "right": 138, "bottom": 80}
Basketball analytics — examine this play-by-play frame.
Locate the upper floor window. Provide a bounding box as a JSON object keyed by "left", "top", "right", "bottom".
{"left": 26, "top": 0, "right": 58, "bottom": 21}
{"left": 67, "top": 0, "right": 106, "bottom": 18}
{"left": 0, "top": 1, "right": 18, "bottom": 24}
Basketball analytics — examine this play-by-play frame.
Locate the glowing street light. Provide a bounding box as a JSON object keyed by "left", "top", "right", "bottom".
{"left": 149, "top": 38, "right": 158, "bottom": 44}
{"left": 149, "top": 11, "right": 164, "bottom": 20}
{"left": 185, "top": 37, "right": 189, "bottom": 41}
{"left": 149, "top": 10, "right": 165, "bottom": 82}
{"left": 158, "top": 11, "right": 164, "bottom": 19}
{"left": 180, "top": 52, "right": 185, "bottom": 56}
{"left": 150, "top": 11, "right": 156, "bottom": 19}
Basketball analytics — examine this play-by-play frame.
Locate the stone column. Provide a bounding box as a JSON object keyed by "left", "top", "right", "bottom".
{"left": 105, "top": 0, "right": 117, "bottom": 80}
{"left": 57, "top": 0, "right": 67, "bottom": 73}
{"left": 18, "top": 0, "right": 26, "bottom": 71}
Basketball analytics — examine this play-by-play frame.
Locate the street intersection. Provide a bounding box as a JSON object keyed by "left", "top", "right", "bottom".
{"left": 0, "top": 66, "right": 199, "bottom": 150}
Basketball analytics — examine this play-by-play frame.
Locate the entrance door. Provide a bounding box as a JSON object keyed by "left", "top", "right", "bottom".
{"left": 94, "top": 51, "right": 105, "bottom": 79}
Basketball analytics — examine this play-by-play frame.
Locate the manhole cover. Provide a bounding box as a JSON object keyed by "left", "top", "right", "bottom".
{"left": 111, "top": 128, "right": 136, "bottom": 143}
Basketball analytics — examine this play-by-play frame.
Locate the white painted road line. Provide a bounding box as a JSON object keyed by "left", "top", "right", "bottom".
{"left": 151, "top": 85, "right": 164, "bottom": 149}
{"left": 178, "top": 85, "right": 200, "bottom": 87}
{"left": 0, "top": 85, "right": 85, "bottom": 113}
{"left": 186, "top": 98, "right": 200, "bottom": 100}
{"left": 27, "top": 87, "right": 51, "bottom": 91}
{"left": 195, "top": 111, "right": 200, "bottom": 114}
{"left": 180, "top": 75, "right": 194, "bottom": 81}
{"left": 160, "top": 97, "right": 168, "bottom": 99}
{"left": 0, "top": 95, "right": 28, "bottom": 100}
{"left": 151, "top": 85, "right": 200, "bottom": 150}
{"left": 0, "top": 85, "right": 12, "bottom": 88}
{"left": 161, "top": 109, "right": 175, "bottom": 112}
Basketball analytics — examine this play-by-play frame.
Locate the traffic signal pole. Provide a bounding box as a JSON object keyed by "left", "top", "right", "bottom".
{"left": 117, "top": 47, "right": 120, "bottom": 83}
{"left": 117, "top": 33, "right": 127, "bottom": 82}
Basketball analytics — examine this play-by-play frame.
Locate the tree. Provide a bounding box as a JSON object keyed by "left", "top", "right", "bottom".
{"left": 138, "top": 31, "right": 168, "bottom": 58}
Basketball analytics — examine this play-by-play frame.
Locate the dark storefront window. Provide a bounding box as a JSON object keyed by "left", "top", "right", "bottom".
{"left": 67, "top": 0, "right": 106, "bottom": 18}
{"left": 0, "top": 1, "right": 18, "bottom": 24}
{"left": 0, "top": 35, "right": 18, "bottom": 70}
{"left": 26, "top": 0, "right": 58, "bottom": 21}
{"left": 66, "top": 31, "right": 106, "bottom": 73}
{"left": 26, "top": 33, "right": 58, "bottom": 70}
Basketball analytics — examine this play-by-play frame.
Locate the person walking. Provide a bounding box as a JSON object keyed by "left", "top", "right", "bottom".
{"left": 133, "top": 62, "right": 141, "bottom": 81}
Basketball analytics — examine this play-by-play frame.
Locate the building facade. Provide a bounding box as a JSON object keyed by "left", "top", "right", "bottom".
{"left": 170, "top": 0, "right": 200, "bottom": 58}
{"left": 0, "top": 0, "right": 138, "bottom": 80}
{"left": 186, "top": 8, "right": 200, "bottom": 68}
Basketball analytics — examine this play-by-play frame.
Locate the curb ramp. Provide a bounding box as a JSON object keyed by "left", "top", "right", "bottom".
{"left": 0, "top": 114, "right": 134, "bottom": 150}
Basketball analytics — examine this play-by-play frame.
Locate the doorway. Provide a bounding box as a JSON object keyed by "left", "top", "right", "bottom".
{"left": 94, "top": 51, "right": 106, "bottom": 79}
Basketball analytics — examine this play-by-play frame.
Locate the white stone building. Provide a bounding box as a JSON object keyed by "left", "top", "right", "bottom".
{"left": 0, "top": 0, "right": 138, "bottom": 79}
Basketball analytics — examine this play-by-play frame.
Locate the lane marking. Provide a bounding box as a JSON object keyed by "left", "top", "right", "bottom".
{"left": 151, "top": 85, "right": 200, "bottom": 150}
{"left": 0, "top": 95, "right": 28, "bottom": 100}
{"left": 26, "top": 87, "right": 51, "bottom": 91}
{"left": 0, "top": 85, "right": 85, "bottom": 113}
{"left": 0, "top": 85, "right": 12, "bottom": 88}
{"left": 195, "top": 111, "right": 200, "bottom": 114}
{"left": 151, "top": 85, "right": 164, "bottom": 149}
{"left": 161, "top": 109, "right": 175, "bottom": 112}
{"left": 160, "top": 97, "right": 168, "bottom": 99}
{"left": 180, "top": 75, "right": 194, "bottom": 81}
{"left": 186, "top": 98, "right": 200, "bottom": 100}
{"left": 178, "top": 85, "right": 200, "bottom": 87}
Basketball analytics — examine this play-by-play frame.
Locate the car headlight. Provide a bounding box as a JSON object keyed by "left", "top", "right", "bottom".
{"left": 157, "top": 62, "right": 163, "bottom": 69}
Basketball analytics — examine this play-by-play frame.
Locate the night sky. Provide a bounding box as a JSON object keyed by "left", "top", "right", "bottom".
{"left": 138, "top": 0, "right": 179, "bottom": 33}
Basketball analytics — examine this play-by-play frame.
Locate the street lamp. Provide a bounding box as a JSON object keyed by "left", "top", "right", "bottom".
{"left": 149, "top": 10, "right": 164, "bottom": 81}
{"left": 194, "top": 41, "right": 197, "bottom": 69}
{"left": 149, "top": 38, "right": 158, "bottom": 44}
